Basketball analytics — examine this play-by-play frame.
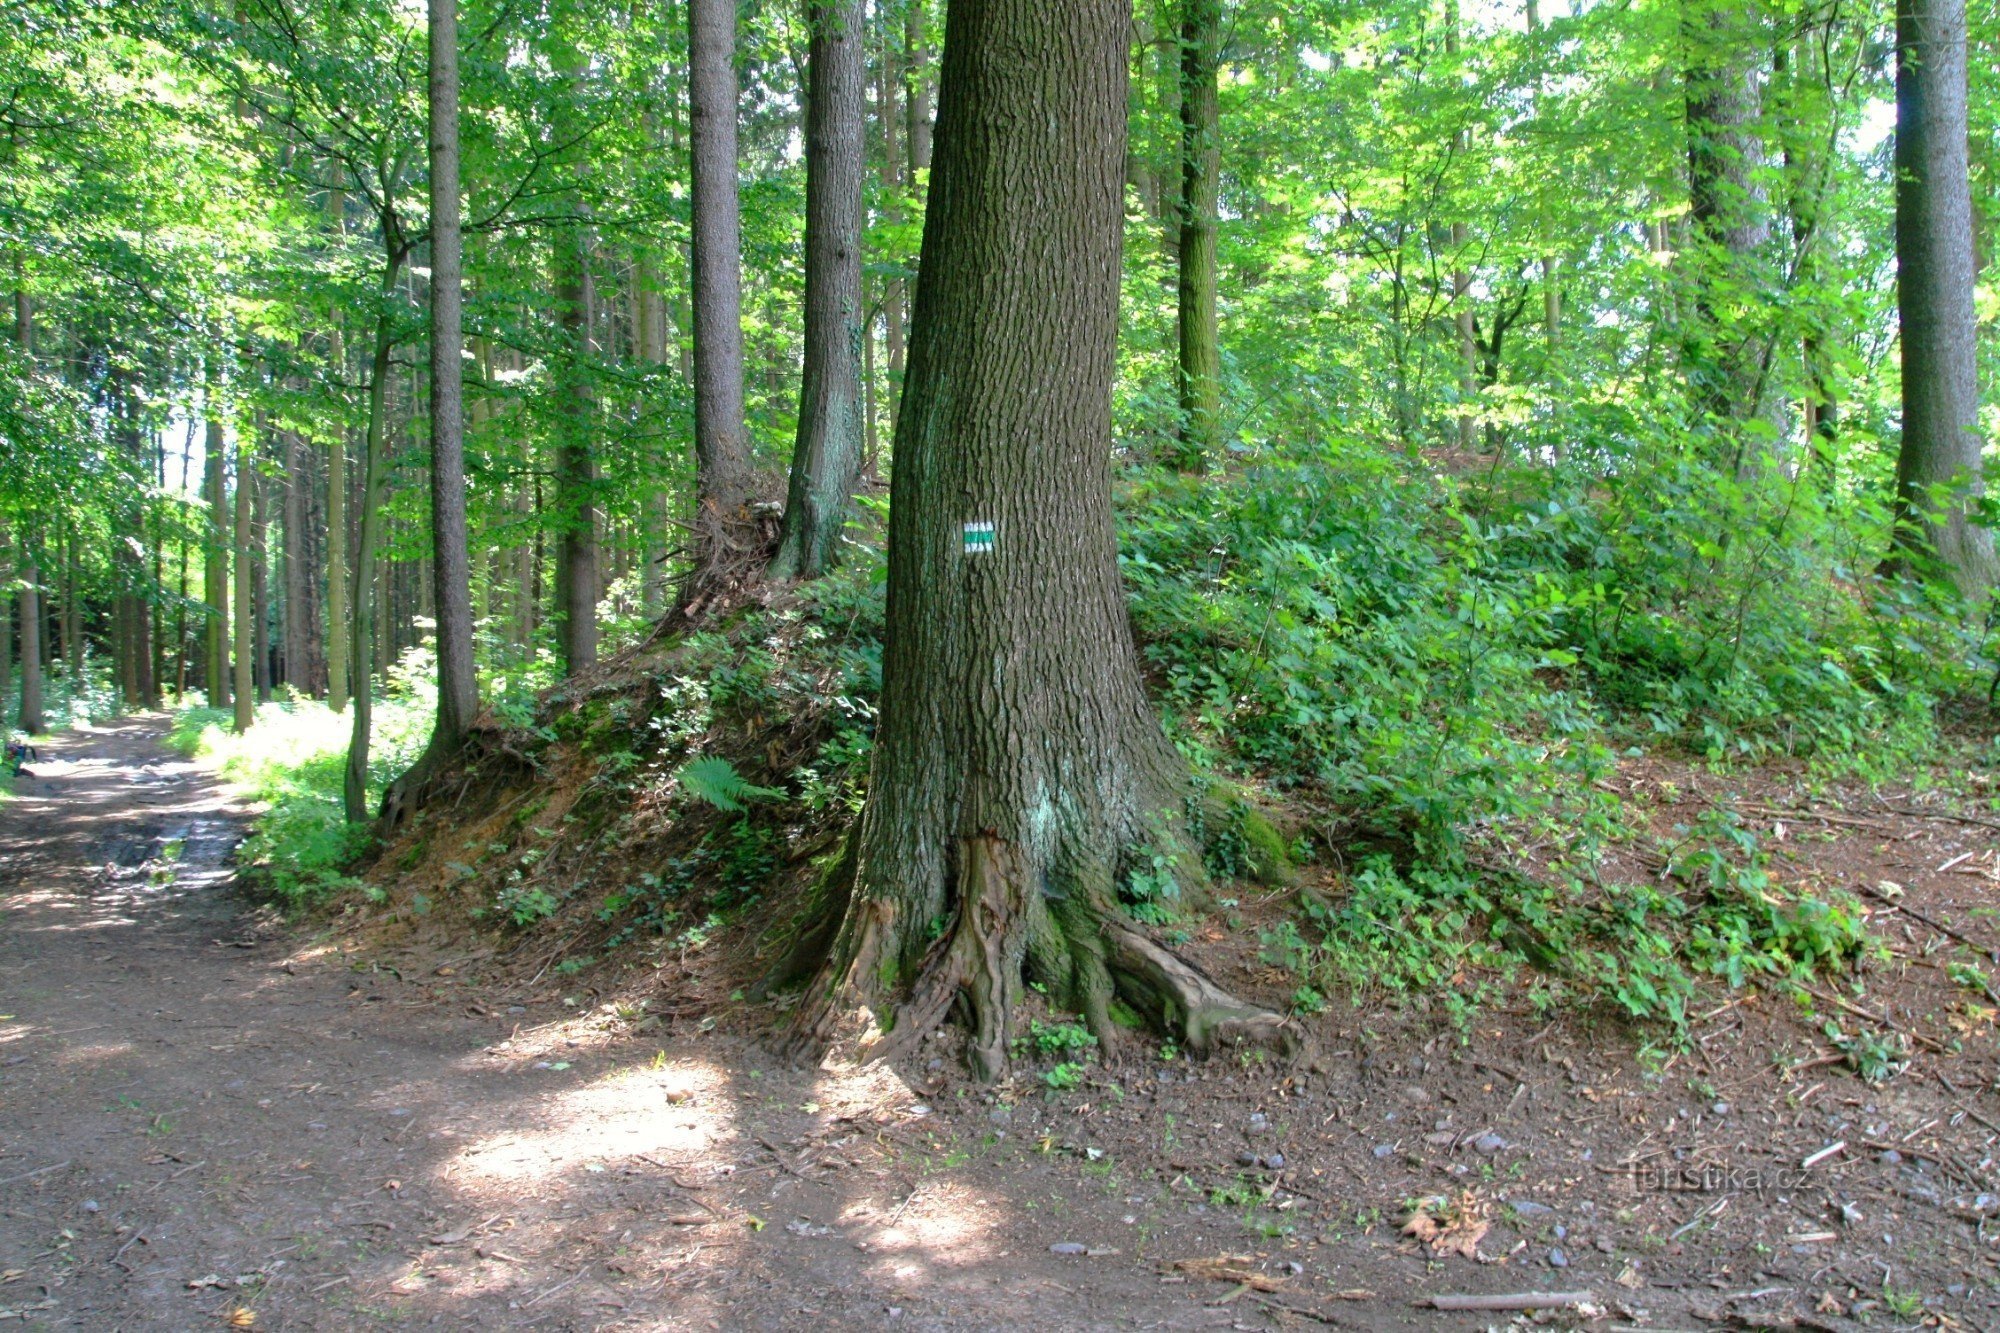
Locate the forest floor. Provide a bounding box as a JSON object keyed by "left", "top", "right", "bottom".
{"left": 0, "top": 718, "right": 1997, "bottom": 1330}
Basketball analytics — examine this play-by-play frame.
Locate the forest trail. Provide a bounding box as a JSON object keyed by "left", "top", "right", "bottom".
{"left": 0, "top": 720, "right": 1341, "bottom": 1330}
{"left": 5, "top": 721, "right": 1998, "bottom": 1330}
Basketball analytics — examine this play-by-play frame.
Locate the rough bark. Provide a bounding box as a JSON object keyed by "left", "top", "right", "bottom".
{"left": 686, "top": 0, "right": 755, "bottom": 597}
{"left": 788, "top": 0, "right": 1290, "bottom": 1081}
{"left": 1891, "top": 0, "right": 1997, "bottom": 597}
{"left": 1173, "top": 0, "right": 1222, "bottom": 472}
{"left": 771, "top": 0, "right": 867, "bottom": 580}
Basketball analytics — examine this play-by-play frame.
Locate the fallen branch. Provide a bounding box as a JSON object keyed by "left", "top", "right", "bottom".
{"left": 1858, "top": 884, "right": 1998, "bottom": 962}
{"left": 1421, "top": 1290, "right": 1595, "bottom": 1311}
{"left": 1795, "top": 983, "right": 1946, "bottom": 1053}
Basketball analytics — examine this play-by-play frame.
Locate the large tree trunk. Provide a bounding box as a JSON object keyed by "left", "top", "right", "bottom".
{"left": 1684, "top": 3, "right": 1776, "bottom": 443}
{"left": 686, "top": 0, "right": 755, "bottom": 599}
{"left": 789, "top": 0, "right": 1287, "bottom": 1082}
{"left": 771, "top": 0, "right": 867, "bottom": 580}
{"left": 1891, "top": 0, "right": 1997, "bottom": 597}
{"left": 1173, "top": 0, "right": 1222, "bottom": 472}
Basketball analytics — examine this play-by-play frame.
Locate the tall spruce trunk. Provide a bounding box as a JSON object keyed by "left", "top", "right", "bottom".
{"left": 407, "top": 0, "right": 479, "bottom": 792}
{"left": 789, "top": 0, "right": 1286, "bottom": 1082}
{"left": 686, "top": 0, "right": 754, "bottom": 595}
{"left": 1173, "top": 0, "right": 1222, "bottom": 472}
{"left": 771, "top": 0, "right": 868, "bottom": 580}
{"left": 1891, "top": 0, "right": 1996, "bottom": 596}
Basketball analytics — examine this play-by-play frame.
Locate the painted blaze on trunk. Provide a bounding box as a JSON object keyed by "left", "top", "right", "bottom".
{"left": 791, "top": 0, "right": 1286, "bottom": 1081}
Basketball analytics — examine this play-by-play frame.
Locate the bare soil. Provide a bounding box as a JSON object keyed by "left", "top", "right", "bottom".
{"left": 1, "top": 717, "right": 1997, "bottom": 1330}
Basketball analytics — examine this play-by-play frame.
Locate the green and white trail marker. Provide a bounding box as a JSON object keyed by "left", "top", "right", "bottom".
{"left": 962, "top": 520, "right": 996, "bottom": 555}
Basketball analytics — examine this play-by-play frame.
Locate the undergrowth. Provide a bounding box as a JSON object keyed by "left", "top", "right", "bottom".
{"left": 236, "top": 437, "right": 1992, "bottom": 1039}
{"left": 166, "top": 649, "right": 436, "bottom": 906}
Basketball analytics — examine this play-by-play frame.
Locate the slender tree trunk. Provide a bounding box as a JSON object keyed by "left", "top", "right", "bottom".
{"left": 633, "top": 259, "right": 673, "bottom": 617}
{"left": 554, "top": 233, "right": 601, "bottom": 674}
{"left": 16, "top": 546, "right": 41, "bottom": 734}
{"left": 345, "top": 248, "right": 404, "bottom": 823}
{"left": 686, "top": 0, "right": 755, "bottom": 596}
{"left": 204, "top": 414, "right": 231, "bottom": 711}
{"left": 904, "top": 1, "right": 933, "bottom": 176}
{"left": 1446, "top": 1, "right": 1477, "bottom": 451}
{"left": 423, "top": 0, "right": 478, "bottom": 747}
{"left": 1892, "top": 0, "right": 1996, "bottom": 596}
{"left": 1684, "top": 3, "right": 1775, "bottom": 437}
{"left": 879, "top": 20, "right": 906, "bottom": 429}
{"left": 251, "top": 442, "right": 271, "bottom": 702}
{"left": 789, "top": 0, "right": 1286, "bottom": 1081}
{"left": 326, "top": 179, "right": 352, "bottom": 713}
{"left": 772, "top": 0, "right": 868, "bottom": 580}
{"left": 0, "top": 521, "right": 11, "bottom": 715}
{"left": 1173, "top": 0, "right": 1222, "bottom": 472}
{"left": 232, "top": 427, "right": 255, "bottom": 731}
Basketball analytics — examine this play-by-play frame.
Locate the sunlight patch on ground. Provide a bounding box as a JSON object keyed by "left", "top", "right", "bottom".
{"left": 442, "top": 1058, "right": 738, "bottom": 1191}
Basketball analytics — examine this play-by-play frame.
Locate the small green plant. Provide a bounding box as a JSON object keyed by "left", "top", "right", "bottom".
{"left": 496, "top": 883, "right": 559, "bottom": 927}
{"left": 1043, "top": 1062, "right": 1084, "bottom": 1091}
{"left": 673, "top": 756, "right": 783, "bottom": 812}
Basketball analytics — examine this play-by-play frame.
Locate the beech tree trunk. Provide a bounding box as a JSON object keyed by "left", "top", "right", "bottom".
{"left": 686, "top": 0, "right": 754, "bottom": 595}
{"left": 0, "top": 522, "right": 11, "bottom": 714}
{"left": 790, "top": 0, "right": 1287, "bottom": 1081}
{"left": 1891, "top": 0, "right": 1996, "bottom": 597}
{"left": 1173, "top": 0, "right": 1222, "bottom": 472}
{"left": 771, "top": 0, "right": 867, "bottom": 580}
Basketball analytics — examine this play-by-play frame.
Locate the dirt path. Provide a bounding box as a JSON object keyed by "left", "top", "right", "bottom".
{"left": 5, "top": 719, "right": 1997, "bottom": 1331}
{"left": 0, "top": 720, "right": 1341, "bottom": 1330}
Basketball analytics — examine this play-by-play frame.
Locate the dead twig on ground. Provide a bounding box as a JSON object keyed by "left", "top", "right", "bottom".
{"left": 1421, "top": 1290, "right": 1595, "bottom": 1311}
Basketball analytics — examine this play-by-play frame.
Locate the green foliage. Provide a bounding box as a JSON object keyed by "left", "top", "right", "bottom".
{"left": 165, "top": 675, "right": 433, "bottom": 907}
{"left": 672, "top": 756, "right": 785, "bottom": 813}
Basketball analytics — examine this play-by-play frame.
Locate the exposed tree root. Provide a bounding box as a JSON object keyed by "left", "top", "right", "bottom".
{"left": 787, "top": 832, "right": 1297, "bottom": 1080}
{"left": 1104, "top": 920, "right": 1300, "bottom": 1058}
